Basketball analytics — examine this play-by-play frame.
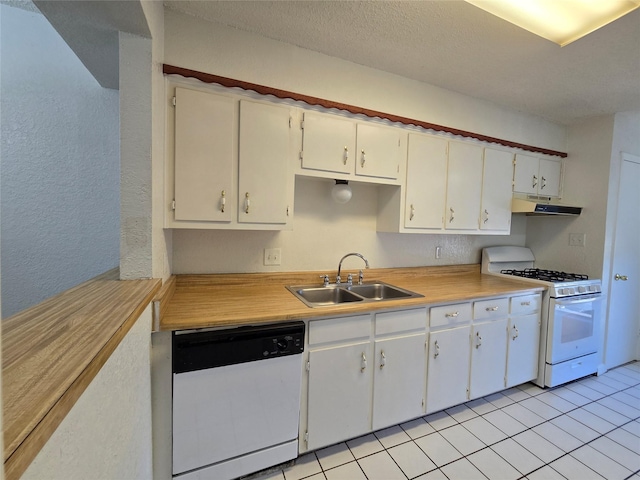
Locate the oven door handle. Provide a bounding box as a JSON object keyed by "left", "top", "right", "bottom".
{"left": 555, "top": 294, "right": 601, "bottom": 306}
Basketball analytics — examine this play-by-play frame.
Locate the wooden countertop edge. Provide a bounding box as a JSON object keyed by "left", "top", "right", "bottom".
{"left": 3, "top": 277, "right": 161, "bottom": 480}
{"left": 161, "top": 265, "right": 546, "bottom": 331}
{"left": 152, "top": 275, "right": 177, "bottom": 331}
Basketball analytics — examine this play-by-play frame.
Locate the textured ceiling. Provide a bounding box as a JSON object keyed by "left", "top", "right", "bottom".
{"left": 164, "top": 0, "right": 640, "bottom": 125}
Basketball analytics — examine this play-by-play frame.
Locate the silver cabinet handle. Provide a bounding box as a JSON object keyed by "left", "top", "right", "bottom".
{"left": 380, "top": 351, "right": 386, "bottom": 369}
{"left": 475, "top": 331, "right": 482, "bottom": 349}
{"left": 483, "top": 209, "right": 489, "bottom": 224}
{"left": 445, "top": 311, "right": 459, "bottom": 318}
{"left": 485, "top": 306, "right": 499, "bottom": 312}
{"left": 220, "top": 190, "right": 226, "bottom": 213}
{"left": 614, "top": 274, "right": 628, "bottom": 281}
{"left": 449, "top": 207, "right": 455, "bottom": 223}
{"left": 343, "top": 146, "right": 349, "bottom": 165}
{"left": 409, "top": 204, "right": 415, "bottom": 221}
{"left": 361, "top": 352, "right": 367, "bottom": 372}
{"left": 512, "top": 325, "right": 519, "bottom": 340}
{"left": 541, "top": 176, "right": 547, "bottom": 190}
{"left": 244, "top": 192, "right": 250, "bottom": 214}
{"left": 361, "top": 149, "right": 366, "bottom": 167}
{"left": 532, "top": 175, "right": 538, "bottom": 188}
{"left": 433, "top": 340, "right": 440, "bottom": 358}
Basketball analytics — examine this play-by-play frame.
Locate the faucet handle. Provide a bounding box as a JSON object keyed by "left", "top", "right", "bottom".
{"left": 358, "top": 269, "right": 364, "bottom": 285}
{"left": 319, "top": 275, "right": 330, "bottom": 287}
{"left": 347, "top": 273, "right": 353, "bottom": 286}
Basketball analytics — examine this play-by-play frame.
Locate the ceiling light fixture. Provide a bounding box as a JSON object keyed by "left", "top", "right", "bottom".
{"left": 466, "top": 0, "right": 640, "bottom": 46}
{"left": 331, "top": 179, "right": 352, "bottom": 204}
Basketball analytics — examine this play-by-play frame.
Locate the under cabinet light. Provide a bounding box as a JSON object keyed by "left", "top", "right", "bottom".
{"left": 466, "top": 0, "right": 640, "bottom": 46}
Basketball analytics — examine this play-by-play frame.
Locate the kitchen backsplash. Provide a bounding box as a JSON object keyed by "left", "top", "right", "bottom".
{"left": 171, "top": 177, "right": 527, "bottom": 274}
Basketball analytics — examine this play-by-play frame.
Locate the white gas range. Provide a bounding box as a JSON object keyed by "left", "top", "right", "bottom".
{"left": 482, "top": 246, "right": 603, "bottom": 388}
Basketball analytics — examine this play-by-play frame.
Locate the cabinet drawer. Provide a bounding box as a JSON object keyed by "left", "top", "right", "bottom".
{"left": 309, "top": 314, "right": 371, "bottom": 345}
{"left": 473, "top": 298, "right": 509, "bottom": 320}
{"left": 375, "top": 308, "right": 427, "bottom": 336}
{"left": 430, "top": 303, "right": 472, "bottom": 328}
{"left": 510, "top": 294, "right": 541, "bottom": 315}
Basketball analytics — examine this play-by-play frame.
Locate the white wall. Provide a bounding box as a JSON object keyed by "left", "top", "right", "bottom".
{"left": 173, "top": 177, "right": 528, "bottom": 273}
{"left": 0, "top": 4, "right": 120, "bottom": 317}
{"left": 21, "top": 305, "right": 154, "bottom": 480}
{"left": 526, "top": 115, "right": 615, "bottom": 279}
{"left": 165, "top": 9, "right": 564, "bottom": 274}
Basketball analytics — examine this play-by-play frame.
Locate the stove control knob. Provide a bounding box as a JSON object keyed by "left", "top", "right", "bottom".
{"left": 578, "top": 286, "right": 587, "bottom": 293}
{"left": 568, "top": 288, "right": 575, "bottom": 295}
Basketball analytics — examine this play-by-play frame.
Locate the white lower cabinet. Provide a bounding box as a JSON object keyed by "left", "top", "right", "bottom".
{"left": 469, "top": 319, "right": 509, "bottom": 398}
{"left": 303, "top": 295, "right": 541, "bottom": 453}
{"left": 306, "top": 340, "right": 373, "bottom": 451}
{"left": 469, "top": 298, "right": 509, "bottom": 399}
{"left": 426, "top": 326, "right": 471, "bottom": 414}
{"left": 372, "top": 309, "right": 427, "bottom": 431}
{"left": 304, "top": 308, "right": 426, "bottom": 452}
{"left": 426, "top": 303, "right": 472, "bottom": 414}
{"left": 506, "top": 294, "right": 542, "bottom": 387}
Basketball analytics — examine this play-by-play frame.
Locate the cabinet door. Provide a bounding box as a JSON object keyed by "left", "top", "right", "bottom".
{"left": 480, "top": 149, "right": 513, "bottom": 231}
{"left": 372, "top": 333, "right": 426, "bottom": 430}
{"left": 445, "top": 142, "right": 484, "bottom": 230}
{"left": 426, "top": 326, "right": 470, "bottom": 414}
{"left": 469, "top": 319, "right": 508, "bottom": 399}
{"left": 174, "top": 88, "right": 235, "bottom": 222}
{"left": 355, "top": 123, "right": 400, "bottom": 179}
{"left": 404, "top": 134, "right": 447, "bottom": 229}
{"left": 506, "top": 314, "right": 540, "bottom": 387}
{"left": 238, "top": 100, "right": 290, "bottom": 224}
{"left": 301, "top": 111, "right": 356, "bottom": 174}
{"left": 538, "top": 159, "right": 561, "bottom": 197}
{"left": 513, "top": 154, "right": 539, "bottom": 195}
{"left": 307, "top": 342, "right": 373, "bottom": 451}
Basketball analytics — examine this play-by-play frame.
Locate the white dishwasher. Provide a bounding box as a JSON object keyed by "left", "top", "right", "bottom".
{"left": 172, "top": 322, "right": 305, "bottom": 480}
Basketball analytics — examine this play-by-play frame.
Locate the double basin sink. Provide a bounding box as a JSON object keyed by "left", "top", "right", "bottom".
{"left": 287, "top": 282, "right": 424, "bottom": 308}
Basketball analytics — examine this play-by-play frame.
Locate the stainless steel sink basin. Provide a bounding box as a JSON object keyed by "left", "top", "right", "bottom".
{"left": 287, "top": 282, "right": 423, "bottom": 308}
{"left": 291, "top": 286, "right": 363, "bottom": 307}
{"left": 346, "top": 283, "right": 415, "bottom": 300}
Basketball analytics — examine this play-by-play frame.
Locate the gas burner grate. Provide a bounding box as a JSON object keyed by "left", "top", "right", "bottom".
{"left": 500, "top": 268, "right": 588, "bottom": 282}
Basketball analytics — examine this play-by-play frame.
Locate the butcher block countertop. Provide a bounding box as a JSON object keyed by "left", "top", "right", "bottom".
{"left": 2, "top": 269, "right": 161, "bottom": 480}
{"left": 161, "top": 264, "right": 545, "bottom": 331}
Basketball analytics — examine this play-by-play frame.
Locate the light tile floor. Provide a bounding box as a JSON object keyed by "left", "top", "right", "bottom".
{"left": 253, "top": 362, "right": 640, "bottom": 480}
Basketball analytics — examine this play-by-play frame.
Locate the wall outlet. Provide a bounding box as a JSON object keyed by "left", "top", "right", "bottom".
{"left": 569, "top": 233, "right": 586, "bottom": 247}
{"left": 264, "top": 248, "right": 281, "bottom": 266}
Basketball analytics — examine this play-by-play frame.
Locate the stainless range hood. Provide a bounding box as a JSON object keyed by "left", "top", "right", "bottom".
{"left": 512, "top": 197, "right": 582, "bottom": 216}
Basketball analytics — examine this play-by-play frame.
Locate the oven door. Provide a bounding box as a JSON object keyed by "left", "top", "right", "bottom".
{"left": 547, "top": 294, "right": 601, "bottom": 364}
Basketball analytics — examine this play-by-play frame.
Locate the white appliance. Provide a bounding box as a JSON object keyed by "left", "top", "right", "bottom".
{"left": 482, "top": 246, "right": 602, "bottom": 388}
{"left": 172, "top": 322, "right": 305, "bottom": 480}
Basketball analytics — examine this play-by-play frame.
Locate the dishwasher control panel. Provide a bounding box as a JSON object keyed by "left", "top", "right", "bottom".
{"left": 172, "top": 321, "right": 305, "bottom": 374}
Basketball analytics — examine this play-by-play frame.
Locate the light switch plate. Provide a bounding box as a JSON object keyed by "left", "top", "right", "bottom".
{"left": 569, "top": 233, "right": 586, "bottom": 247}
{"left": 264, "top": 248, "right": 281, "bottom": 265}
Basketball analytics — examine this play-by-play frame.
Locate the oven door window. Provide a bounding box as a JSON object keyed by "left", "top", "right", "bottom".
{"left": 548, "top": 295, "right": 601, "bottom": 364}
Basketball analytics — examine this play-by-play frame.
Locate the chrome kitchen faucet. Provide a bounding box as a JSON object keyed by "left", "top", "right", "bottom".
{"left": 337, "top": 252, "right": 370, "bottom": 285}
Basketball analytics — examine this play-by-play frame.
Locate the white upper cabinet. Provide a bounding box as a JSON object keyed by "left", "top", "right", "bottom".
{"left": 167, "top": 86, "right": 293, "bottom": 230}
{"left": 445, "top": 142, "right": 484, "bottom": 231}
{"left": 173, "top": 87, "right": 236, "bottom": 223}
{"left": 514, "top": 154, "right": 562, "bottom": 197}
{"left": 355, "top": 123, "right": 401, "bottom": 179}
{"left": 538, "top": 158, "right": 562, "bottom": 197}
{"left": 299, "top": 111, "right": 401, "bottom": 182}
{"left": 300, "top": 111, "right": 356, "bottom": 175}
{"left": 480, "top": 148, "right": 514, "bottom": 232}
{"left": 404, "top": 134, "right": 448, "bottom": 230}
{"left": 238, "top": 100, "right": 291, "bottom": 225}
